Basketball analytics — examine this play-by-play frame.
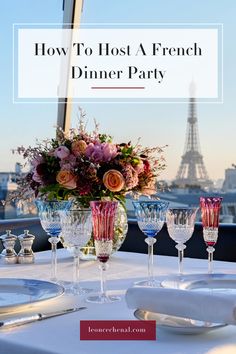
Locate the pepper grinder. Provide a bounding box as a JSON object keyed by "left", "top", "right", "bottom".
{"left": 0, "top": 230, "right": 18, "bottom": 264}
{"left": 18, "top": 230, "right": 35, "bottom": 264}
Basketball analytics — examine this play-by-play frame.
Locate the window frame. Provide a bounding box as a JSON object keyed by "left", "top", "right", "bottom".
{"left": 57, "top": 0, "right": 83, "bottom": 133}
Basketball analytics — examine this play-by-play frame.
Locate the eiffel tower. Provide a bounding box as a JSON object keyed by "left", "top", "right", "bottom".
{"left": 174, "top": 83, "right": 213, "bottom": 189}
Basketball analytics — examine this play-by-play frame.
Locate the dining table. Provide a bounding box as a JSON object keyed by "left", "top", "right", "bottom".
{"left": 0, "top": 249, "right": 236, "bottom": 354}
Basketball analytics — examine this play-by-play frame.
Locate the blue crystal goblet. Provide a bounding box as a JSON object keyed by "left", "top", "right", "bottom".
{"left": 133, "top": 200, "right": 169, "bottom": 287}
{"left": 35, "top": 200, "right": 72, "bottom": 282}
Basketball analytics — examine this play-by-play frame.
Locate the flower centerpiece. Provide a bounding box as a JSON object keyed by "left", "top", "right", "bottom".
{"left": 14, "top": 113, "right": 166, "bottom": 254}
{"left": 15, "top": 119, "right": 166, "bottom": 205}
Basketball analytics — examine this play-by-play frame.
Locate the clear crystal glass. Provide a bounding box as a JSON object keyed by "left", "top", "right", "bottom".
{"left": 60, "top": 209, "right": 92, "bottom": 294}
{"left": 86, "top": 201, "right": 119, "bottom": 304}
{"left": 200, "top": 197, "right": 223, "bottom": 273}
{"left": 133, "top": 200, "right": 169, "bottom": 286}
{"left": 166, "top": 207, "right": 198, "bottom": 274}
{"left": 35, "top": 200, "right": 72, "bottom": 282}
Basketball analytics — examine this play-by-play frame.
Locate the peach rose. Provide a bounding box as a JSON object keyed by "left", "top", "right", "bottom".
{"left": 71, "top": 140, "right": 87, "bottom": 156}
{"left": 103, "top": 169, "right": 125, "bottom": 192}
{"left": 56, "top": 170, "right": 77, "bottom": 190}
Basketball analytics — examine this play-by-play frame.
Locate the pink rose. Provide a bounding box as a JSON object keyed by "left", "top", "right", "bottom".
{"left": 54, "top": 146, "right": 70, "bottom": 159}
{"left": 56, "top": 170, "right": 77, "bottom": 189}
{"left": 102, "top": 143, "right": 117, "bottom": 162}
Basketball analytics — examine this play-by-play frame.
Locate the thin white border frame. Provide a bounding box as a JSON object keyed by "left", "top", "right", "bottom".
{"left": 13, "top": 22, "right": 223, "bottom": 104}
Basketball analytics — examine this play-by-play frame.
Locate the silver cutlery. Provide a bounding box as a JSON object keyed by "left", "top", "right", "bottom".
{"left": 0, "top": 306, "right": 87, "bottom": 329}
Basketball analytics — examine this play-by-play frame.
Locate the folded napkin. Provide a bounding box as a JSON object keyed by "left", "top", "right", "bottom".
{"left": 126, "top": 287, "right": 236, "bottom": 325}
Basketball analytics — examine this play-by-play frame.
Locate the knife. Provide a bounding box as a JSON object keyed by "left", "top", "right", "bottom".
{"left": 0, "top": 306, "right": 87, "bottom": 329}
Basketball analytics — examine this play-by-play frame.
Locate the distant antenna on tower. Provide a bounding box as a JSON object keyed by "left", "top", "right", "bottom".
{"left": 174, "top": 83, "right": 213, "bottom": 189}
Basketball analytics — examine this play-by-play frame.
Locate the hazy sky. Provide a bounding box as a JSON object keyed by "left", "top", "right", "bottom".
{"left": 0, "top": 0, "right": 235, "bottom": 181}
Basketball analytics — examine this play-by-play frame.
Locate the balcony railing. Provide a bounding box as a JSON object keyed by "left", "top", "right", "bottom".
{"left": 0, "top": 217, "right": 236, "bottom": 262}
{"left": 125, "top": 219, "right": 236, "bottom": 262}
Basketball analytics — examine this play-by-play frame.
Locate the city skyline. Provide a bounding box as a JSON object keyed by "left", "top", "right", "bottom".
{"left": 0, "top": 0, "right": 235, "bottom": 181}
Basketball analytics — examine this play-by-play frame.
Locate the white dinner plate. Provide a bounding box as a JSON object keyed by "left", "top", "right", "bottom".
{"left": 161, "top": 273, "right": 236, "bottom": 294}
{"left": 0, "top": 278, "right": 64, "bottom": 313}
{"left": 134, "top": 309, "right": 227, "bottom": 335}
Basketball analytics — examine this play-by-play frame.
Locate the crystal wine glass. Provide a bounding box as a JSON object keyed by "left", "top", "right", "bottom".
{"left": 166, "top": 207, "right": 198, "bottom": 274}
{"left": 200, "top": 197, "right": 223, "bottom": 274}
{"left": 35, "top": 200, "right": 72, "bottom": 282}
{"left": 86, "top": 201, "right": 119, "bottom": 304}
{"left": 60, "top": 209, "right": 92, "bottom": 294}
{"left": 133, "top": 200, "right": 169, "bottom": 286}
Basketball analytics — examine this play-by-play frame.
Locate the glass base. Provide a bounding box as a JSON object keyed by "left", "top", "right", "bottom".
{"left": 80, "top": 252, "right": 97, "bottom": 261}
{"left": 134, "top": 279, "right": 160, "bottom": 287}
{"left": 69, "top": 286, "right": 93, "bottom": 295}
{"left": 50, "top": 277, "right": 58, "bottom": 283}
{"left": 59, "top": 281, "right": 93, "bottom": 295}
{"left": 86, "top": 294, "right": 120, "bottom": 304}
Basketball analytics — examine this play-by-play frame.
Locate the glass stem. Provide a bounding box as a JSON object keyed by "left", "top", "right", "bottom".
{"left": 99, "top": 262, "right": 108, "bottom": 298}
{"left": 207, "top": 246, "right": 215, "bottom": 274}
{"left": 145, "top": 237, "right": 157, "bottom": 285}
{"left": 73, "top": 246, "right": 80, "bottom": 290}
{"left": 148, "top": 243, "right": 154, "bottom": 282}
{"left": 178, "top": 248, "right": 184, "bottom": 274}
{"left": 176, "top": 243, "right": 186, "bottom": 275}
{"left": 48, "top": 236, "right": 59, "bottom": 282}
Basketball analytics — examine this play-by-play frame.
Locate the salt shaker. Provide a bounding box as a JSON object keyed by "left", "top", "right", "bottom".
{"left": 0, "top": 230, "right": 18, "bottom": 264}
{"left": 18, "top": 230, "right": 35, "bottom": 264}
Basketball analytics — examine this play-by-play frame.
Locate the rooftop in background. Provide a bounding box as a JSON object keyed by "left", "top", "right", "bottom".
{"left": 223, "top": 166, "right": 236, "bottom": 193}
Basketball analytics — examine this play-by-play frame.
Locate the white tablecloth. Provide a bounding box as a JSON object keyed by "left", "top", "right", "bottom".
{"left": 0, "top": 250, "right": 236, "bottom": 354}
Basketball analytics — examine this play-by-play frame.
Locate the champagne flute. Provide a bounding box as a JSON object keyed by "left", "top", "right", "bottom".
{"left": 200, "top": 197, "right": 223, "bottom": 274}
{"left": 166, "top": 207, "right": 198, "bottom": 274}
{"left": 133, "top": 200, "right": 169, "bottom": 286}
{"left": 86, "top": 201, "right": 119, "bottom": 304}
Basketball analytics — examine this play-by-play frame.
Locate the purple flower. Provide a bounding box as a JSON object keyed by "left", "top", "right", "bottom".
{"left": 85, "top": 142, "right": 117, "bottom": 163}
{"left": 85, "top": 143, "right": 103, "bottom": 163}
{"left": 60, "top": 163, "right": 72, "bottom": 171}
{"left": 85, "top": 143, "right": 96, "bottom": 157}
{"left": 54, "top": 146, "right": 70, "bottom": 159}
{"left": 59, "top": 154, "right": 77, "bottom": 170}
{"left": 102, "top": 143, "right": 117, "bottom": 162}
